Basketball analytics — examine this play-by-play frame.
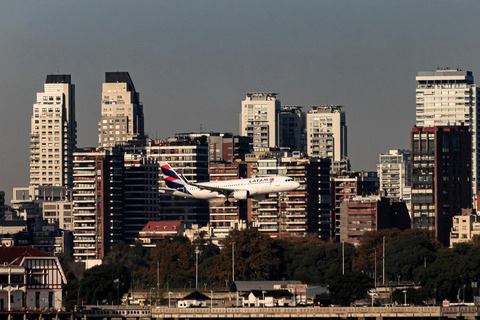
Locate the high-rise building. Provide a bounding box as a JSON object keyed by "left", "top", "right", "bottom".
{"left": 306, "top": 158, "right": 332, "bottom": 240}
{"left": 415, "top": 68, "right": 480, "bottom": 199}
{"left": 377, "top": 149, "right": 411, "bottom": 201}
{"left": 123, "top": 153, "right": 160, "bottom": 243}
{"left": 99, "top": 72, "right": 144, "bottom": 149}
{"left": 279, "top": 106, "right": 305, "bottom": 152}
{"left": 410, "top": 126, "right": 472, "bottom": 246}
{"left": 72, "top": 148, "right": 124, "bottom": 261}
{"left": 240, "top": 93, "right": 281, "bottom": 151}
{"left": 30, "top": 75, "right": 76, "bottom": 187}
{"left": 306, "top": 105, "right": 347, "bottom": 165}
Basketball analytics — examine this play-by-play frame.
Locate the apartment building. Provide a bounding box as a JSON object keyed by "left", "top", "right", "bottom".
{"left": 411, "top": 125, "right": 472, "bottom": 246}
{"left": 99, "top": 72, "right": 145, "bottom": 148}
{"left": 123, "top": 153, "right": 160, "bottom": 243}
{"left": 240, "top": 93, "right": 281, "bottom": 151}
{"left": 377, "top": 149, "right": 411, "bottom": 201}
{"left": 415, "top": 68, "right": 480, "bottom": 200}
{"left": 72, "top": 148, "right": 124, "bottom": 261}
{"left": 30, "top": 75, "right": 76, "bottom": 187}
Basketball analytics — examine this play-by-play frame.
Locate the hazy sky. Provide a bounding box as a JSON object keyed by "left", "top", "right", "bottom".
{"left": 1, "top": 1, "right": 480, "bottom": 203}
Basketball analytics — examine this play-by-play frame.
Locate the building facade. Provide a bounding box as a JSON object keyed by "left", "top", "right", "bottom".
{"left": 306, "top": 106, "right": 347, "bottom": 163}
{"left": 279, "top": 106, "right": 305, "bottom": 152}
{"left": 415, "top": 68, "right": 480, "bottom": 201}
{"left": 331, "top": 172, "right": 379, "bottom": 242}
{"left": 240, "top": 93, "right": 281, "bottom": 151}
{"left": 377, "top": 149, "right": 411, "bottom": 201}
{"left": 123, "top": 153, "right": 160, "bottom": 243}
{"left": 0, "top": 246, "right": 66, "bottom": 311}
{"left": 145, "top": 138, "right": 209, "bottom": 225}
{"left": 98, "top": 72, "right": 145, "bottom": 149}
{"left": 411, "top": 126, "right": 472, "bottom": 245}
{"left": 339, "top": 195, "right": 410, "bottom": 245}
{"left": 30, "top": 75, "right": 76, "bottom": 187}
{"left": 72, "top": 148, "right": 124, "bottom": 261}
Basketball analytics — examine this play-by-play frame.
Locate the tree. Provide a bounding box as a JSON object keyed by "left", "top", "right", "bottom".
{"left": 80, "top": 264, "right": 129, "bottom": 304}
{"left": 384, "top": 232, "right": 437, "bottom": 282}
{"left": 414, "top": 247, "right": 479, "bottom": 302}
{"left": 353, "top": 229, "right": 402, "bottom": 274}
{"left": 328, "top": 271, "right": 373, "bottom": 306}
{"left": 148, "top": 237, "right": 195, "bottom": 289}
{"left": 207, "top": 229, "right": 280, "bottom": 283}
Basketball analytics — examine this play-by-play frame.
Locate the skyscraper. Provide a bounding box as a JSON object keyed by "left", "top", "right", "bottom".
{"left": 306, "top": 105, "right": 347, "bottom": 164}
{"left": 240, "top": 93, "right": 281, "bottom": 151}
{"left": 99, "top": 72, "right": 144, "bottom": 149}
{"left": 410, "top": 126, "right": 472, "bottom": 246}
{"left": 415, "top": 68, "right": 480, "bottom": 199}
{"left": 279, "top": 106, "right": 305, "bottom": 152}
{"left": 72, "top": 147, "right": 124, "bottom": 261}
{"left": 30, "top": 75, "right": 76, "bottom": 187}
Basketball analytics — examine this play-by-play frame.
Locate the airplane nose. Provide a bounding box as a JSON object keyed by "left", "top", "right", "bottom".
{"left": 293, "top": 182, "right": 300, "bottom": 189}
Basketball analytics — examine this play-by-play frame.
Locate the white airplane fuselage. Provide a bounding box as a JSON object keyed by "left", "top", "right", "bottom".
{"left": 168, "top": 176, "right": 300, "bottom": 200}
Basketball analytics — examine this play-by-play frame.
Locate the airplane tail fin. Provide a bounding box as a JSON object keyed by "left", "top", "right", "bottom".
{"left": 160, "top": 162, "right": 188, "bottom": 191}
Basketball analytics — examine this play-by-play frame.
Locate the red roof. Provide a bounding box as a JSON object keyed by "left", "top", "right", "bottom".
{"left": 140, "top": 221, "right": 182, "bottom": 233}
{"left": 0, "top": 245, "right": 51, "bottom": 265}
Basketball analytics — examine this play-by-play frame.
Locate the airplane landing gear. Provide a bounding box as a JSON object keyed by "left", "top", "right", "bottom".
{"left": 224, "top": 200, "right": 231, "bottom": 206}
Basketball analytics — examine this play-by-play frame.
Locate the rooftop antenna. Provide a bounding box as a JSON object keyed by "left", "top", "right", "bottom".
{"left": 200, "top": 124, "right": 203, "bottom": 133}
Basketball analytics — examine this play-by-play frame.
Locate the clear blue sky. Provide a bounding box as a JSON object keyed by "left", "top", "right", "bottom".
{"left": 1, "top": 1, "right": 479, "bottom": 203}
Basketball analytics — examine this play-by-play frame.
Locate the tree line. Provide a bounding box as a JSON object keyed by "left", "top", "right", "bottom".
{"left": 58, "top": 228, "right": 480, "bottom": 308}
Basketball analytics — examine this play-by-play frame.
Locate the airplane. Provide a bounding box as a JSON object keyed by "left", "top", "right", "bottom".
{"left": 159, "top": 162, "right": 300, "bottom": 206}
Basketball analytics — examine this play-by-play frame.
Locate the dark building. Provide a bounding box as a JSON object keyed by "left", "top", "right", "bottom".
{"left": 411, "top": 126, "right": 472, "bottom": 246}
{"left": 306, "top": 158, "right": 332, "bottom": 240}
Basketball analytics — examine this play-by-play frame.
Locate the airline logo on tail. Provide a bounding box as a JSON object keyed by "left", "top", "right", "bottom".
{"left": 160, "top": 163, "right": 191, "bottom": 195}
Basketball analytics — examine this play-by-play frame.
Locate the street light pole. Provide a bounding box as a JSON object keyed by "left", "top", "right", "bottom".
{"left": 232, "top": 242, "right": 235, "bottom": 283}
{"left": 195, "top": 246, "right": 199, "bottom": 289}
{"left": 168, "top": 292, "right": 172, "bottom": 308}
{"left": 374, "top": 248, "right": 377, "bottom": 288}
{"left": 383, "top": 236, "right": 386, "bottom": 286}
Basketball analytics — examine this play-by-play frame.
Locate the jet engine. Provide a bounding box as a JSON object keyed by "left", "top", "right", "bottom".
{"left": 232, "top": 190, "right": 249, "bottom": 200}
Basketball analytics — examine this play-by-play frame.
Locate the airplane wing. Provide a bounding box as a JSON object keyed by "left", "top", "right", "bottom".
{"left": 189, "top": 182, "right": 237, "bottom": 197}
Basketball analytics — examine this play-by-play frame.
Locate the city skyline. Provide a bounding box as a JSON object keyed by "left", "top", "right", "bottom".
{"left": 2, "top": 1, "right": 480, "bottom": 202}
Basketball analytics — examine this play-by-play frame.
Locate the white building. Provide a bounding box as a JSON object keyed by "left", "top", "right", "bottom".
{"left": 242, "top": 290, "right": 295, "bottom": 307}
{"left": 450, "top": 209, "right": 480, "bottom": 247}
{"left": 377, "top": 149, "right": 410, "bottom": 201}
{"left": 30, "top": 75, "right": 76, "bottom": 187}
{"left": 240, "top": 93, "right": 281, "bottom": 151}
{"left": 99, "top": 72, "right": 145, "bottom": 149}
{"left": 0, "top": 246, "right": 66, "bottom": 311}
{"left": 306, "top": 106, "right": 347, "bottom": 163}
{"left": 416, "top": 68, "right": 480, "bottom": 201}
